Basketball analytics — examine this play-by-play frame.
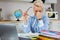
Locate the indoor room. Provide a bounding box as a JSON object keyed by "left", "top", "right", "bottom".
{"left": 0, "top": 0, "right": 60, "bottom": 40}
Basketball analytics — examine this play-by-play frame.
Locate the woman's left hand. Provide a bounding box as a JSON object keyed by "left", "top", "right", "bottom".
{"left": 36, "top": 12, "right": 42, "bottom": 19}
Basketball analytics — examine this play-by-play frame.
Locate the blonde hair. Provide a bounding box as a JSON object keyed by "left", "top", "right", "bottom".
{"left": 33, "top": 0, "right": 46, "bottom": 15}
{"left": 34, "top": 0, "right": 44, "bottom": 8}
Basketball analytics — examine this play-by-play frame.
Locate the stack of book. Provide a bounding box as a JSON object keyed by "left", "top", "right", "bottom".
{"left": 41, "top": 30, "right": 60, "bottom": 38}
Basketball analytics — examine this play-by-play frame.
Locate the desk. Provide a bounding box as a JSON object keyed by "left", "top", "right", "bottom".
{"left": 37, "top": 35, "right": 60, "bottom": 40}
{"left": 18, "top": 33, "right": 60, "bottom": 40}
{"left": 19, "top": 35, "right": 60, "bottom": 40}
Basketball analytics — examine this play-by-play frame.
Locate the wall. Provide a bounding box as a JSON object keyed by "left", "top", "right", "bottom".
{"left": 0, "top": 1, "right": 51, "bottom": 20}
{"left": 0, "top": 2, "right": 33, "bottom": 20}
{"left": 55, "top": 0, "right": 60, "bottom": 20}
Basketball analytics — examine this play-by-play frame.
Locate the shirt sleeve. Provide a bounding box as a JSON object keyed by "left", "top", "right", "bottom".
{"left": 37, "top": 15, "right": 50, "bottom": 33}
{"left": 41, "top": 15, "right": 50, "bottom": 30}
{"left": 22, "top": 17, "right": 32, "bottom": 33}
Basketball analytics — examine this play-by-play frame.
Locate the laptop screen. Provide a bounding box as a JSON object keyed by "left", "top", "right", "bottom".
{"left": 0, "top": 24, "right": 19, "bottom": 40}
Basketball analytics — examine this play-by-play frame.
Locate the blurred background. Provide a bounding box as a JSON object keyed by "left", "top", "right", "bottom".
{"left": 0, "top": 0, "right": 60, "bottom": 38}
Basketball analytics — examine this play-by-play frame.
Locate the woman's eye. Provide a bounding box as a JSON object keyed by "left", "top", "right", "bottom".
{"left": 35, "top": 10, "right": 37, "bottom": 12}
{"left": 39, "top": 10, "right": 42, "bottom": 12}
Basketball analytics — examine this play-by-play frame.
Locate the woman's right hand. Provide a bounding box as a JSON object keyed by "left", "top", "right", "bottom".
{"left": 22, "top": 11, "right": 28, "bottom": 23}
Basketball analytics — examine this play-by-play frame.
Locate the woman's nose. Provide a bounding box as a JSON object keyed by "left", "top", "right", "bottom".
{"left": 36, "top": 12, "right": 40, "bottom": 14}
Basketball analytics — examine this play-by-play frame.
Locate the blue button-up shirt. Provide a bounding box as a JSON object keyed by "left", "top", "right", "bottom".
{"left": 22, "top": 15, "right": 50, "bottom": 33}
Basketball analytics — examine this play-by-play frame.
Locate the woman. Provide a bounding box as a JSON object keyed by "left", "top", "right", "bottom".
{"left": 22, "top": 0, "right": 50, "bottom": 33}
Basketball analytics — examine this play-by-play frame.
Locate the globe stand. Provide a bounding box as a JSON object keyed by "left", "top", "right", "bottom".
{"left": 17, "top": 19, "right": 20, "bottom": 21}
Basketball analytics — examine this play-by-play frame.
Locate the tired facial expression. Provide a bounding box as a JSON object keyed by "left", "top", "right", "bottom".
{"left": 33, "top": 3, "right": 43, "bottom": 15}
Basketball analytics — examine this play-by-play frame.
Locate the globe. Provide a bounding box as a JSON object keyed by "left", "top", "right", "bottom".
{"left": 14, "top": 9, "right": 22, "bottom": 21}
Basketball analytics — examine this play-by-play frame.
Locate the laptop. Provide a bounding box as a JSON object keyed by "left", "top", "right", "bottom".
{"left": 0, "top": 24, "right": 19, "bottom": 40}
